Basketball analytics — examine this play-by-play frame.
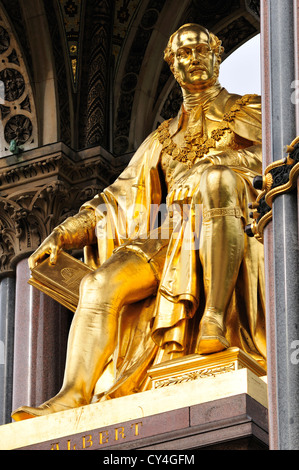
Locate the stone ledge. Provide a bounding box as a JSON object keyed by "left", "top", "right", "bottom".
{"left": 0, "top": 368, "right": 268, "bottom": 450}
{"left": 20, "top": 394, "right": 268, "bottom": 450}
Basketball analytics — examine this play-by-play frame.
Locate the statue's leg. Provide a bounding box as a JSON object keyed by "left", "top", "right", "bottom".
{"left": 11, "top": 250, "right": 157, "bottom": 421}
{"left": 196, "top": 165, "right": 245, "bottom": 354}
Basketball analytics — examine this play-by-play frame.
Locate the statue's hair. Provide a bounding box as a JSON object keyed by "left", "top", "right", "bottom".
{"left": 164, "top": 24, "right": 224, "bottom": 68}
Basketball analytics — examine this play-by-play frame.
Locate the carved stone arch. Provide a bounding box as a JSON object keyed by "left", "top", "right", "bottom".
{"left": 20, "top": 0, "right": 61, "bottom": 147}
{"left": 126, "top": 0, "right": 190, "bottom": 150}
{"left": 113, "top": 0, "right": 175, "bottom": 155}
{"left": 112, "top": 0, "right": 164, "bottom": 146}
{"left": 0, "top": 3, "right": 38, "bottom": 156}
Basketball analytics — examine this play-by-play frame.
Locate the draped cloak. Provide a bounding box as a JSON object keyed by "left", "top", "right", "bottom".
{"left": 80, "top": 88, "right": 266, "bottom": 400}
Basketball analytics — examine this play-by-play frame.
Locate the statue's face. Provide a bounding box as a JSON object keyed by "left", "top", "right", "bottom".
{"left": 171, "top": 26, "right": 216, "bottom": 90}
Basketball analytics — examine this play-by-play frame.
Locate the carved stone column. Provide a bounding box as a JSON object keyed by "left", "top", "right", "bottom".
{"left": 0, "top": 276, "right": 15, "bottom": 425}
{"left": 261, "top": 0, "right": 299, "bottom": 450}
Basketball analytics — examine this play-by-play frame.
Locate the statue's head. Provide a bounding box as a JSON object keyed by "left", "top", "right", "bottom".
{"left": 164, "top": 24, "right": 224, "bottom": 91}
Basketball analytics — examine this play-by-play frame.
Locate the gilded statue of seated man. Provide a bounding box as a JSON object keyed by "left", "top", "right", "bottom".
{"left": 12, "top": 24, "right": 266, "bottom": 421}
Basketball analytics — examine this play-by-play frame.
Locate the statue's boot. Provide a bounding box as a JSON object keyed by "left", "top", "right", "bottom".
{"left": 196, "top": 167, "right": 245, "bottom": 355}
{"left": 196, "top": 308, "right": 230, "bottom": 354}
{"left": 11, "top": 400, "right": 73, "bottom": 421}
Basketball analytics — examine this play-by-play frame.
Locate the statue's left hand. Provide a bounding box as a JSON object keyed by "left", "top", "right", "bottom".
{"left": 28, "top": 228, "right": 65, "bottom": 270}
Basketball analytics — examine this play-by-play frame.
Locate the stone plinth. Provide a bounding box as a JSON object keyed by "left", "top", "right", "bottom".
{"left": 148, "top": 347, "right": 266, "bottom": 389}
{"left": 0, "top": 366, "right": 268, "bottom": 450}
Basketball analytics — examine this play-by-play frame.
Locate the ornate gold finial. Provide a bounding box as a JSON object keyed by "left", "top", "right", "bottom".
{"left": 246, "top": 135, "right": 299, "bottom": 242}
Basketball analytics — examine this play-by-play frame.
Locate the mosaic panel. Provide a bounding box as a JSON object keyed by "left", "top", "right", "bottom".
{"left": 113, "top": 0, "right": 143, "bottom": 64}
{"left": 57, "top": 0, "right": 84, "bottom": 92}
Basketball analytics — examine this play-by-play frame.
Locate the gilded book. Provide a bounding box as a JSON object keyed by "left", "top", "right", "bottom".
{"left": 28, "top": 251, "right": 93, "bottom": 312}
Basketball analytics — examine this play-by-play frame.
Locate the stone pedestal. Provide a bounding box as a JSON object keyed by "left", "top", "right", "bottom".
{"left": 0, "top": 352, "right": 268, "bottom": 451}
{"left": 148, "top": 347, "right": 266, "bottom": 389}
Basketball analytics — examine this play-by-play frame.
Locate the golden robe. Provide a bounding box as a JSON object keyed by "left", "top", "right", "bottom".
{"left": 81, "top": 88, "right": 266, "bottom": 399}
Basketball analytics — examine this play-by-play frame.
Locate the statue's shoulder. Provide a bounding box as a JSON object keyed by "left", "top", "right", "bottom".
{"left": 219, "top": 89, "right": 262, "bottom": 142}
{"left": 207, "top": 88, "right": 260, "bottom": 122}
{"left": 222, "top": 89, "right": 261, "bottom": 114}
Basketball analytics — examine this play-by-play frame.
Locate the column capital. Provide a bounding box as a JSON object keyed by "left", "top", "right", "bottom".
{"left": 0, "top": 143, "right": 117, "bottom": 278}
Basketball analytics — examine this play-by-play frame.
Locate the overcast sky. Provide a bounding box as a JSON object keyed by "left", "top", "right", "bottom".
{"left": 219, "top": 34, "right": 261, "bottom": 95}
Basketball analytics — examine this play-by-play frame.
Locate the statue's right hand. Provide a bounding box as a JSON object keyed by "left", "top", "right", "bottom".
{"left": 28, "top": 229, "right": 64, "bottom": 270}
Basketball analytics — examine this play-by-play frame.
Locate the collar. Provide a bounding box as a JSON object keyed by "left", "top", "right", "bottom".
{"left": 168, "top": 87, "right": 240, "bottom": 135}
{"left": 169, "top": 87, "right": 222, "bottom": 135}
{"left": 182, "top": 81, "right": 222, "bottom": 112}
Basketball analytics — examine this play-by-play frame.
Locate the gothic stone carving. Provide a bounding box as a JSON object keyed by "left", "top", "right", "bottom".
{"left": 0, "top": 7, "right": 37, "bottom": 156}
{"left": 113, "top": 0, "right": 260, "bottom": 155}
{"left": 57, "top": 0, "right": 85, "bottom": 92}
{"left": 113, "top": 0, "right": 166, "bottom": 155}
{"left": 0, "top": 148, "right": 116, "bottom": 278}
{"left": 79, "top": 0, "right": 114, "bottom": 149}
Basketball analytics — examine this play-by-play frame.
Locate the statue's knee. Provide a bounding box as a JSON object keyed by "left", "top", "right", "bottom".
{"left": 201, "top": 165, "right": 236, "bottom": 188}
{"left": 80, "top": 269, "right": 106, "bottom": 293}
{"left": 200, "top": 166, "right": 242, "bottom": 207}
